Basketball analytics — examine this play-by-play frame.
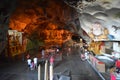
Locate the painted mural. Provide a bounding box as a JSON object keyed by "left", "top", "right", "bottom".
{"left": 79, "top": 0, "right": 120, "bottom": 41}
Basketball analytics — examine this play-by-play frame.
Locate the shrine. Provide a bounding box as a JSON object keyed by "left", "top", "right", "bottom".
{"left": 8, "top": 30, "right": 23, "bottom": 58}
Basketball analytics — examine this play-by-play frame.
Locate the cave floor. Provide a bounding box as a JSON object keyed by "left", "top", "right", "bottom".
{"left": 0, "top": 47, "right": 109, "bottom": 80}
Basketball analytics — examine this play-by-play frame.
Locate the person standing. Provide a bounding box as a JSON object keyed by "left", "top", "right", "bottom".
{"left": 41, "top": 49, "right": 45, "bottom": 58}
{"left": 26, "top": 53, "right": 30, "bottom": 60}
{"left": 56, "top": 48, "right": 59, "bottom": 54}
{"left": 110, "top": 73, "right": 116, "bottom": 80}
{"left": 84, "top": 49, "right": 89, "bottom": 60}
{"left": 27, "top": 58, "right": 31, "bottom": 70}
{"left": 115, "top": 58, "right": 120, "bottom": 74}
{"left": 50, "top": 55, "right": 54, "bottom": 66}
{"left": 33, "top": 57, "right": 38, "bottom": 69}
{"left": 30, "top": 59, "right": 34, "bottom": 70}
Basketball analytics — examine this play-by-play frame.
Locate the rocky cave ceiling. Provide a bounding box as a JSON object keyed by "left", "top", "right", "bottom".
{"left": 78, "top": 0, "right": 120, "bottom": 40}
{"left": 1, "top": 0, "right": 120, "bottom": 41}
{"left": 64, "top": 0, "right": 120, "bottom": 41}
{"left": 9, "top": 0, "right": 79, "bottom": 39}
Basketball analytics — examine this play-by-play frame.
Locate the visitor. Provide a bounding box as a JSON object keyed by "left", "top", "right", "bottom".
{"left": 30, "top": 59, "right": 34, "bottom": 70}
{"left": 115, "top": 58, "right": 120, "bottom": 74}
{"left": 56, "top": 48, "right": 59, "bottom": 54}
{"left": 41, "top": 49, "right": 45, "bottom": 58}
{"left": 33, "top": 57, "right": 38, "bottom": 69}
{"left": 67, "top": 47, "right": 71, "bottom": 56}
{"left": 50, "top": 55, "right": 54, "bottom": 66}
{"left": 84, "top": 49, "right": 89, "bottom": 60}
{"left": 26, "top": 53, "right": 30, "bottom": 59}
{"left": 27, "top": 58, "right": 31, "bottom": 70}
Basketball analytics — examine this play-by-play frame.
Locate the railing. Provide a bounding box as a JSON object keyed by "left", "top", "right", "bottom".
{"left": 38, "top": 59, "right": 54, "bottom": 80}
